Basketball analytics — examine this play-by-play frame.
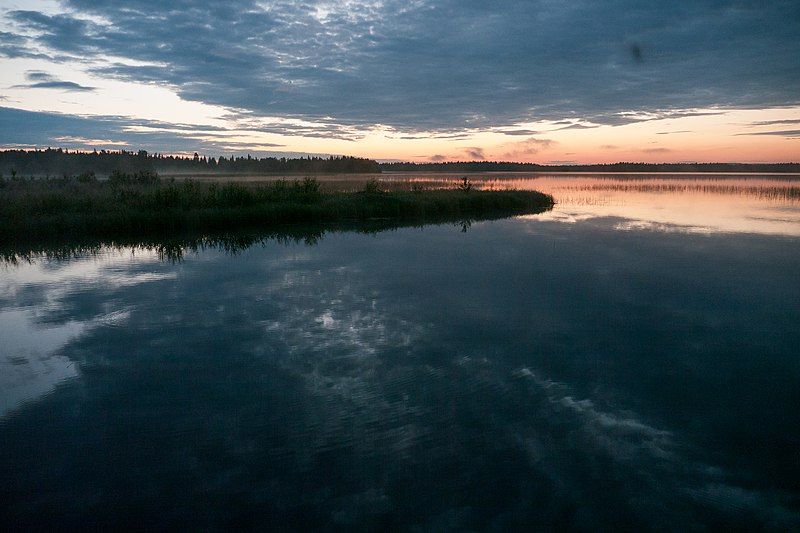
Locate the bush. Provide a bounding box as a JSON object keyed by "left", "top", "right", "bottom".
{"left": 298, "top": 177, "right": 320, "bottom": 195}
{"left": 108, "top": 170, "right": 160, "bottom": 186}
{"left": 362, "top": 179, "right": 384, "bottom": 194}
{"left": 290, "top": 177, "right": 321, "bottom": 203}
{"left": 218, "top": 183, "right": 255, "bottom": 207}
{"left": 457, "top": 177, "right": 473, "bottom": 192}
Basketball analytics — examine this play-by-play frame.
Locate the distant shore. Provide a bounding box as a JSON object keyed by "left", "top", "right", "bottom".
{"left": 0, "top": 173, "right": 554, "bottom": 248}
{"left": 1, "top": 149, "right": 798, "bottom": 178}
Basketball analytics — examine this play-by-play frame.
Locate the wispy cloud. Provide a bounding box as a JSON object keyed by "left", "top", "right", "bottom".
{"left": 748, "top": 119, "right": 800, "bottom": 127}
{"left": 736, "top": 129, "right": 800, "bottom": 137}
{"left": 556, "top": 123, "right": 598, "bottom": 131}
{"left": 495, "top": 128, "right": 542, "bottom": 136}
{"left": 501, "top": 137, "right": 557, "bottom": 159}
{"left": 465, "top": 147, "right": 485, "bottom": 160}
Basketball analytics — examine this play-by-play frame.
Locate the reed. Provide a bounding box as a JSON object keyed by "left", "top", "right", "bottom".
{"left": 0, "top": 174, "right": 554, "bottom": 246}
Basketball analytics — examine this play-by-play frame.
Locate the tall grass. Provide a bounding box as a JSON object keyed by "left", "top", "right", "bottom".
{"left": 0, "top": 173, "right": 554, "bottom": 247}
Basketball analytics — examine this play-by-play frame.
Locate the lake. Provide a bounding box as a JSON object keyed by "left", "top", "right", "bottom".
{"left": 1, "top": 174, "right": 799, "bottom": 530}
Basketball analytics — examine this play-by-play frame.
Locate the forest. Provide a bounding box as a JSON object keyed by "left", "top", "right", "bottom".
{"left": 0, "top": 148, "right": 381, "bottom": 176}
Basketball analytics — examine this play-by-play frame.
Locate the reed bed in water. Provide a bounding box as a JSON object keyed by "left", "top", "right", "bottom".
{"left": 0, "top": 173, "right": 554, "bottom": 245}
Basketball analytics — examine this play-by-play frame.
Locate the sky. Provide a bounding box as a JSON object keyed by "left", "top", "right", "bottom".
{"left": 0, "top": 0, "right": 798, "bottom": 163}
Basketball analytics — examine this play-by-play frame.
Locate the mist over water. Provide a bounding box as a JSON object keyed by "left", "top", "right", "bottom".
{"left": 1, "top": 175, "right": 799, "bottom": 529}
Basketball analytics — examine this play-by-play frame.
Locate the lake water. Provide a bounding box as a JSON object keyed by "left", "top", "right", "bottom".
{"left": 1, "top": 174, "right": 799, "bottom": 530}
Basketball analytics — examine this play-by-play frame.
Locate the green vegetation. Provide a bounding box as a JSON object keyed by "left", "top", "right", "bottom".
{"left": 0, "top": 173, "right": 554, "bottom": 248}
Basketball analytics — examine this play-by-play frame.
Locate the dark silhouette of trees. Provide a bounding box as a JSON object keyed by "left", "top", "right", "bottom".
{"left": 0, "top": 148, "right": 381, "bottom": 177}
{"left": 3, "top": 149, "right": 796, "bottom": 177}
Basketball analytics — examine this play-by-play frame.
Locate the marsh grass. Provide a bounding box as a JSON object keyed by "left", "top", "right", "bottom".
{"left": 0, "top": 174, "right": 554, "bottom": 248}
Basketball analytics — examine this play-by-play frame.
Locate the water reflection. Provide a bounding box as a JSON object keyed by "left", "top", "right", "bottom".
{"left": 1, "top": 178, "right": 799, "bottom": 529}
{"left": 374, "top": 173, "right": 800, "bottom": 236}
{"left": 0, "top": 309, "right": 81, "bottom": 416}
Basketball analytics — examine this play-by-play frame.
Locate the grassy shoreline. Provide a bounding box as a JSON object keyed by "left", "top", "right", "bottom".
{"left": 0, "top": 175, "right": 554, "bottom": 247}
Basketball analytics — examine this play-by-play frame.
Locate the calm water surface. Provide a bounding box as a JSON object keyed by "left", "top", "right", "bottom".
{"left": 2, "top": 174, "right": 799, "bottom": 530}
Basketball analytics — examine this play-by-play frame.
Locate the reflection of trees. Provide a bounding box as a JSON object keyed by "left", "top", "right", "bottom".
{"left": 0, "top": 214, "right": 525, "bottom": 264}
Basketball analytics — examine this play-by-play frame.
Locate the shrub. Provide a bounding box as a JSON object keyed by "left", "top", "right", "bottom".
{"left": 108, "top": 170, "right": 160, "bottom": 186}
{"left": 218, "top": 183, "right": 255, "bottom": 207}
{"left": 457, "top": 176, "right": 473, "bottom": 192}
{"left": 299, "top": 177, "right": 321, "bottom": 195}
{"left": 291, "top": 177, "right": 321, "bottom": 203}
{"left": 362, "top": 179, "right": 384, "bottom": 194}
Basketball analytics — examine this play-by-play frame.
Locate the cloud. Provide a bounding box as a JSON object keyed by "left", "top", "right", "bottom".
{"left": 19, "top": 80, "right": 96, "bottom": 91}
{"left": 748, "top": 119, "right": 800, "bottom": 126}
{"left": 600, "top": 144, "right": 619, "bottom": 150}
{"left": 642, "top": 147, "right": 673, "bottom": 154}
{"left": 465, "top": 147, "right": 485, "bottom": 160}
{"left": 11, "top": 71, "right": 96, "bottom": 92}
{"left": 429, "top": 154, "right": 447, "bottom": 162}
{"left": 0, "top": 106, "right": 325, "bottom": 156}
{"left": 736, "top": 129, "right": 800, "bottom": 137}
{"left": 501, "top": 137, "right": 557, "bottom": 159}
{"left": 2, "top": 0, "right": 798, "bottom": 132}
{"left": 556, "top": 123, "right": 599, "bottom": 131}
{"left": 656, "top": 130, "right": 691, "bottom": 135}
{"left": 495, "top": 128, "right": 542, "bottom": 136}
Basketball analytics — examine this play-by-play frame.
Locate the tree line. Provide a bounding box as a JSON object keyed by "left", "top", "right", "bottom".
{"left": 0, "top": 148, "right": 381, "bottom": 177}
{"left": 4, "top": 149, "right": 797, "bottom": 177}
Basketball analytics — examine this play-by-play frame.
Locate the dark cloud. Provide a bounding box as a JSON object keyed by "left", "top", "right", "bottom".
{"left": 643, "top": 147, "right": 673, "bottom": 153}
{"left": 2, "top": 0, "right": 798, "bottom": 132}
{"left": 429, "top": 154, "right": 447, "bottom": 162}
{"left": 0, "top": 30, "right": 44, "bottom": 58}
{"left": 495, "top": 128, "right": 542, "bottom": 136}
{"left": 749, "top": 119, "right": 800, "bottom": 126}
{"left": 0, "top": 106, "right": 326, "bottom": 156}
{"left": 16, "top": 81, "right": 96, "bottom": 91}
{"left": 557, "top": 123, "right": 599, "bottom": 131}
{"left": 10, "top": 70, "right": 96, "bottom": 91}
{"left": 656, "top": 130, "right": 692, "bottom": 135}
{"left": 736, "top": 129, "right": 800, "bottom": 137}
